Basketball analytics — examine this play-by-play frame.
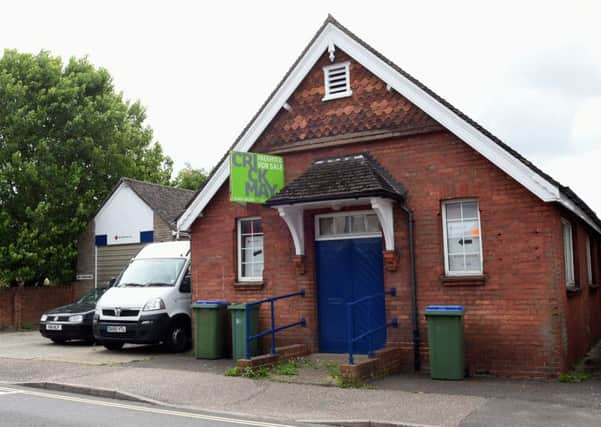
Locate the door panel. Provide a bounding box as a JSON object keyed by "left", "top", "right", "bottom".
{"left": 316, "top": 237, "right": 385, "bottom": 353}
{"left": 97, "top": 244, "right": 145, "bottom": 287}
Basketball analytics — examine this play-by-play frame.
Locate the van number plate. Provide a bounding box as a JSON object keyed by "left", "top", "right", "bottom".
{"left": 106, "top": 326, "right": 126, "bottom": 333}
{"left": 46, "top": 324, "right": 62, "bottom": 331}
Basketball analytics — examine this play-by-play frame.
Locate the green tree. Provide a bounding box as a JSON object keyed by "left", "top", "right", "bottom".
{"left": 172, "top": 162, "right": 208, "bottom": 191}
{"left": 0, "top": 50, "right": 173, "bottom": 286}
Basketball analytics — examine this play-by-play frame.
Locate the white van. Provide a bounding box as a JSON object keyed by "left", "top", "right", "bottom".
{"left": 93, "top": 241, "right": 192, "bottom": 352}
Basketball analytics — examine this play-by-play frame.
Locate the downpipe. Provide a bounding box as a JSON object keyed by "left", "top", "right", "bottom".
{"left": 400, "top": 203, "right": 420, "bottom": 371}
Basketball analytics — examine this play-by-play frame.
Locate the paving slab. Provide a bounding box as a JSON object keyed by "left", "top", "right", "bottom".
{"left": 460, "top": 397, "right": 601, "bottom": 427}
{"left": 0, "top": 331, "right": 157, "bottom": 365}
{"left": 373, "top": 373, "right": 601, "bottom": 409}
{"left": 0, "top": 358, "right": 120, "bottom": 383}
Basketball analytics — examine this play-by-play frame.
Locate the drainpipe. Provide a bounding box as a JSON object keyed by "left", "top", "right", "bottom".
{"left": 400, "top": 203, "right": 420, "bottom": 371}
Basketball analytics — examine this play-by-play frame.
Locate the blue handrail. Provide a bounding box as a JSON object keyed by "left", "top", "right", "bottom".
{"left": 347, "top": 288, "right": 398, "bottom": 365}
{"left": 245, "top": 289, "right": 306, "bottom": 360}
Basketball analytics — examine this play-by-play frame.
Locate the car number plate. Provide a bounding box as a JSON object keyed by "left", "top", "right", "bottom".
{"left": 106, "top": 325, "right": 126, "bottom": 333}
{"left": 46, "top": 324, "right": 62, "bottom": 331}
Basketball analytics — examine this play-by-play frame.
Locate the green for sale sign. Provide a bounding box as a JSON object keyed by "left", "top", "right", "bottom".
{"left": 230, "top": 151, "right": 284, "bottom": 204}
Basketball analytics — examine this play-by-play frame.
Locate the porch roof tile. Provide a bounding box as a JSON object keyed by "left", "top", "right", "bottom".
{"left": 264, "top": 152, "right": 405, "bottom": 206}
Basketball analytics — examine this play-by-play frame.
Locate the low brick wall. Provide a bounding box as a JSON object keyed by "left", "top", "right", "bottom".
{"left": 236, "top": 344, "right": 311, "bottom": 368}
{"left": 340, "top": 346, "right": 403, "bottom": 382}
{"left": 0, "top": 286, "right": 75, "bottom": 329}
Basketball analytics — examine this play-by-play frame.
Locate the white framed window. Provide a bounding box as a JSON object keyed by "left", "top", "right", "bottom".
{"left": 237, "top": 217, "right": 264, "bottom": 282}
{"left": 315, "top": 211, "right": 381, "bottom": 241}
{"left": 322, "top": 61, "right": 352, "bottom": 101}
{"left": 586, "top": 235, "right": 593, "bottom": 285}
{"left": 442, "top": 200, "right": 483, "bottom": 276}
{"left": 561, "top": 218, "right": 576, "bottom": 288}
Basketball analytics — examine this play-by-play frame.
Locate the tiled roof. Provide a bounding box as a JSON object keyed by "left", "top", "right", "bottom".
{"left": 121, "top": 178, "right": 195, "bottom": 229}
{"left": 264, "top": 152, "right": 405, "bottom": 206}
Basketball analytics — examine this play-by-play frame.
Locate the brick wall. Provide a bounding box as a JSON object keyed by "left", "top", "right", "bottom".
{"left": 558, "top": 208, "right": 601, "bottom": 370}
{"left": 189, "top": 48, "right": 598, "bottom": 377}
{"left": 0, "top": 286, "right": 75, "bottom": 329}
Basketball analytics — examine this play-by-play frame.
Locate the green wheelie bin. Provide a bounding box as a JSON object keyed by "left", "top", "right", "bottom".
{"left": 229, "top": 303, "right": 260, "bottom": 360}
{"left": 425, "top": 305, "right": 465, "bottom": 380}
{"left": 192, "top": 300, "right": 229, "bottom": 359}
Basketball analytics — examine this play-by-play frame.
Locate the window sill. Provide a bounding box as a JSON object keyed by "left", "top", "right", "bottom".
{"left": 322, "top": 90, "right": 352, "bottom": 102}
{"left": 566, "top": 286, "right": 582, "bottom": 296}
{"left": 233, "top": 281, "right": 264, "bottom": 290}
{"left": 440, "top": 275, "right": 487, "bottom": 287}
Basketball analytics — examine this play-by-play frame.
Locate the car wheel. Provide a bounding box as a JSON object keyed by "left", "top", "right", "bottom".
{"left": 103, "top": 342, "right": 124, "bottom": 351}
{"left": 51, "top": 338, "right": 66, "bottom": 344}
{"left": 165, "top": 322, "right": 190, "bottom": 353}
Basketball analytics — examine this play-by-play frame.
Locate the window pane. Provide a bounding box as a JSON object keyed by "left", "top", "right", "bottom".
{"left": 446, "top": 203, "right": 461, "bottom": 220}
{"left": 462, "top": 201, "right": 478, "bottom": 219}
{"left": 562, "top": 221, "right": 574, "bottom": 285}
{"left": 366, "top": 214, "right": 380, "bottom": 232}
{"left": 462, "top": 220, "right": 480, "bottom": 238}
{"left": 448, "top": 255, "right": 465, "bottom": 272}
{"left": 466, "top": 237, "right": 481, "bottom": 254}
{"left": 465, "top": 254, "right": 481, "bottom": 271}
{"left": 240, "top": 220, "right": 252, "bottom": 234}
{"left": 244, "top": 236, "right": 262, "bottom": 249}
{"left": 253, "top": 262, "right": 264, "bottom": 277}
{"left": 586, "top": 237, "right": 593, "bottom": 284}
{"left": 447, "top": 222, "right": 463, "bottom": 239}
{"left": 447, "top": 237, "right": 463, "bottom": 254}
{"left": 334, "top": 216, "right": 348, "bottom": 234}
{"left": 351, "top": 215, "right": 366, "bottom": 233}
{"left": 319, "top": 217, "right": 334, "bottom": 236}
{"left": 252, "top": 219, "right": 263, "bottom": 234}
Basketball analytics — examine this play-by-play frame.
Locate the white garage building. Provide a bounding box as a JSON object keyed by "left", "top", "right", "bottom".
{"left": 74, "top": 178, "right": 195, "bottom": 293}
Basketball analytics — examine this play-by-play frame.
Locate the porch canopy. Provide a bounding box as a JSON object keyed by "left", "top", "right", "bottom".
{"left": 264, "top": 152, "right": 406, "bottom": 255}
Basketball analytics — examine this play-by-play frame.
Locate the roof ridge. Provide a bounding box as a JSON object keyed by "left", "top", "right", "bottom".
{"left": 122, "top": 177, "right": 195, "bottom": 194}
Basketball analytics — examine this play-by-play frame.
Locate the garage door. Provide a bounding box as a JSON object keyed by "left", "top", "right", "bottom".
{"left": 97, "top": 244, "right": 145, "bottom": 287}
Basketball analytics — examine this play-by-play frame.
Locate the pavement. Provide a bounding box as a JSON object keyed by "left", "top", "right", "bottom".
{"left": 2, "top": 331, "right": 601, "bottom": 426}
{"left": 0, "top": 384, "right": 318, "bottom": 427}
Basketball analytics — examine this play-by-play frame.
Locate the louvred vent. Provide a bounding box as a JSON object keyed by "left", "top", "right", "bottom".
{"left": 323, "top": 61, "right": 352, "bottom": 101}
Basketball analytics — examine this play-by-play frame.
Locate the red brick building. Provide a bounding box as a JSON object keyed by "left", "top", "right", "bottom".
{"left": 178, "top": 17, "right": 601, "bottom": 377}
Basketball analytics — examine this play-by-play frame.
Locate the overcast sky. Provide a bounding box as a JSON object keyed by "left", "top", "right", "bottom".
{"left": 3, "top": 1, "right": 600, "bottom": 214}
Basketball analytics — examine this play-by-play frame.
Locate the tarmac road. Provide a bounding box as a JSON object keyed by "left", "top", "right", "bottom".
{"left": 0, "top": 385, "right": 321, "bottom": 427}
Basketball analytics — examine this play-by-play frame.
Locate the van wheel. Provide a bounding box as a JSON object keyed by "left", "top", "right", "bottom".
{"left": 103, "top": 342, "right": 124, "bottom": 351}
{"left": 165, "top": 322, "right": 190, "bottom": 353}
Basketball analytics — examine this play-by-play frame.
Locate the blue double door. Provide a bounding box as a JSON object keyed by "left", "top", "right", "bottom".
{"left": 316, "top": 237, "right": 386, "bottom": 354}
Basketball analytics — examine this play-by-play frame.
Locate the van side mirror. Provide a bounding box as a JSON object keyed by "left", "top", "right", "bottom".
{"left": 108, "top": 277, "right": 116, "bottom": 287}
{"left": 180, "top": 274, "right": 191, "bottom": 293}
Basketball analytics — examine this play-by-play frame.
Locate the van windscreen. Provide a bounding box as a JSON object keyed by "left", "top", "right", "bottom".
{"left": 116, "top": 258, "right": 186, "bottom": 287}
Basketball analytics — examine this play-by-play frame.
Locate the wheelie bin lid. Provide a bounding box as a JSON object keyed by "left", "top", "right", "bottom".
{"left": 228, "top": 302, "right": 260, "bottom": 310}
{"left": 192, "top": 300, "right": 229, "bottom": 308}
{"left": 425, "top": 305, "right": 464, "bottom": 316}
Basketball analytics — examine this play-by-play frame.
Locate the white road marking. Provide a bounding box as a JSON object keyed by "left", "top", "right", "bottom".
{"left": 0, "top": 386, "right": 22, "bottom": 396}
{"left": 0, "top": 386, "right": 294, "bottom": 427}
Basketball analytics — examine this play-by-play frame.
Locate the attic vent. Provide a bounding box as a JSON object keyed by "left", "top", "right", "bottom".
{"left": 322, "top": 61, "right": 352, "bottom": 101}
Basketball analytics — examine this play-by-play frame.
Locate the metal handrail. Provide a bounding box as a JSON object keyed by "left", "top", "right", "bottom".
{"left": 347, "top": 288, "right": 398, "bottom": 364}
{"left": 245, "top": 289, "right": 306, "bottom": 359}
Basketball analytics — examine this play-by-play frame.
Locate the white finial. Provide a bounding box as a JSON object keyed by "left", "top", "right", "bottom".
{"left": 328, "top": 41, "right": 336, "bottom": 62}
